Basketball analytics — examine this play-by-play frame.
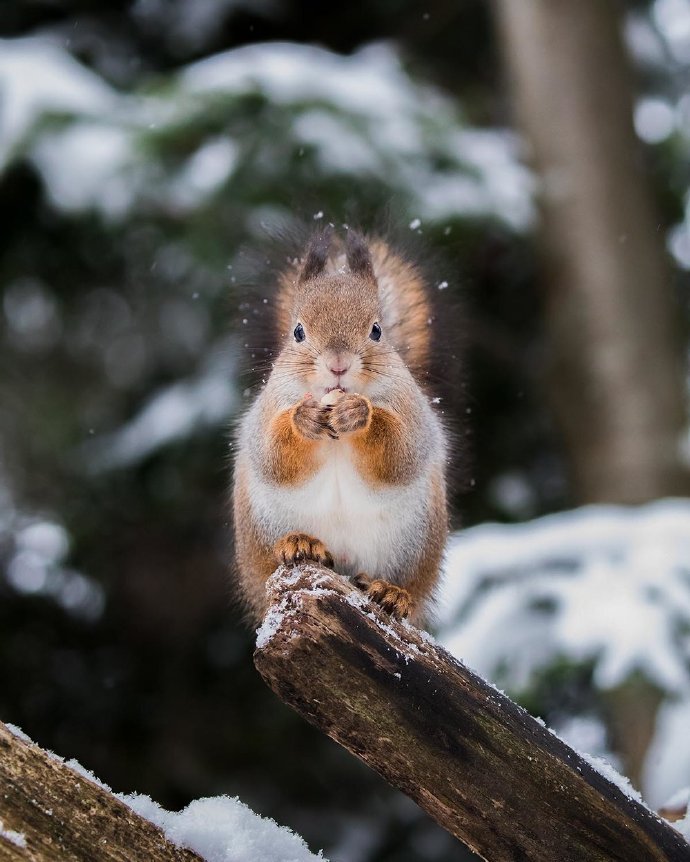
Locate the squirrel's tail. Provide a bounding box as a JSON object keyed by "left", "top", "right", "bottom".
{"left": 368, "top": 238, "right": 433, "bottom": 383}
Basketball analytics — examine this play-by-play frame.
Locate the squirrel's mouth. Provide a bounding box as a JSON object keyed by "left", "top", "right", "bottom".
{"left": 325, "top": 386, "right": 346, "bottom": 395}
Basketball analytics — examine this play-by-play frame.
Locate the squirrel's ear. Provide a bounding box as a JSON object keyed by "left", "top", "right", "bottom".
{"left": 345, "top": 230, "right": 376, "bottom": 282}
{"left": 299, "top": 228, "right": 332, "bottom": 282}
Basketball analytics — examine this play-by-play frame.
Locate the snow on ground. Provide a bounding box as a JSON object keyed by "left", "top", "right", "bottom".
{"left": 437, "top": 499, "right": 690, "bottom": 806}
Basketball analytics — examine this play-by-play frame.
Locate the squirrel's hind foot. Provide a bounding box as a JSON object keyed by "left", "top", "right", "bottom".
{"left": 274, "top": 532, "right": 334, "bottom": 569}
{"left": 353, "top": 573, "right": 411, "bottom": 620}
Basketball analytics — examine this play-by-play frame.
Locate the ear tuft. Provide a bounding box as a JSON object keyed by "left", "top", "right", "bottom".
{"left": 346, "top": 230, "right": 376, "bottom": 282}
{"left": 300, "top": 228, "right": 333, "bottom": 282}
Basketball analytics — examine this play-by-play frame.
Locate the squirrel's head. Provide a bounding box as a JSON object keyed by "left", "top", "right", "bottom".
{"left": 281, "top": 229, "right": 397, "bottom": 398}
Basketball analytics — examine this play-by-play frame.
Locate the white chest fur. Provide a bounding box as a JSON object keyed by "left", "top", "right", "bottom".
{"left": 250, "top": 441, "right": 425, "bottom": 581}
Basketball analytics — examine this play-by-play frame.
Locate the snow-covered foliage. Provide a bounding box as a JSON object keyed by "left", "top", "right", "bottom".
{"left": 437, "top": 499, "right": 690, "bottom": 805}
{"left": 625, "top": 1, "right": 690, "bottom": 269}
{"left": 80, "top": 340, "right": 238, "bottom": 471}
{"left": 0, "top": 36, "right": 534, "bottom": 230}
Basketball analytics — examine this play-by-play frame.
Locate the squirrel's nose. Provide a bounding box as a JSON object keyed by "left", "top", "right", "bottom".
{"left": 329, "top": 363, "right": 349, "bottom": 376}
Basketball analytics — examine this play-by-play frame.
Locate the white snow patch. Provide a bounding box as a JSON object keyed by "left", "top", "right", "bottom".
{"left": 5, "top": 723, "right": 32, "bottom": 744}
{"left": 2, "top": 723, "right": 325, "bottom": 862}
{"left": 168, "top": 137, "right": 238, "bottom": 210}
{"left": 31, "top": 123, "right": 136, "bottom": 218}
{"left": 437, "top": 499, "right": 690, "bottom": 806}
{"left": 438, "top": 499, "right": 690, "bottom": 694}
{"left": 82, "top": 345, "right": 237, "bottom": 470}
{"left": 120, "top": 793, "right": 326, "bottom": 862}
{"left": 65, "top": 758, "right": 112, "bottom": 791}
{"left": 256, "top": 606, "right": 286, "bottom": 649}
{"left": 580, "top": 753, "right": 644, "bottom": 804}
{"left": 644, "top": 696, "right": 690, "bottom": 806}
{"left": 0, "top": 36, "right": 118, "bottom": 167}
{"left": 1, "top": 37, "right": 535, "bottom": 230}
{"left": 0, "top": 823, "right": 26, "bottom": 849}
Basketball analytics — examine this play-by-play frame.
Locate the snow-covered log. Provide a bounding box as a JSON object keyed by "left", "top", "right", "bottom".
{"left": 254, "top": 565, "right": 690, "bottom": 862}
{"left": 0, "top": 722, "right": 203, "bottom": 862}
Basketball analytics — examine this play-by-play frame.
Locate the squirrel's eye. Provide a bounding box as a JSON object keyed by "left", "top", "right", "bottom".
{"left": 369, "top": 322, "right": 382, "bottom": 342}
{"left": 294, "top": 323, "right": 305, "bottom": 342}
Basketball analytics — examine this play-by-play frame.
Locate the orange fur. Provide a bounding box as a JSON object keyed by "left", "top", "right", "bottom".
{"left": 233, "top": 232, "right": 449, "bottom": 626}
{"left": 352, "top": 405, "right": 416, "bottom": 486}
{"left": 263, "top": 407, "right": 321, "bottom": 485}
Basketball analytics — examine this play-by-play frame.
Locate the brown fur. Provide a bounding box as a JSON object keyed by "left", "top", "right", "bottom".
{"left": 233, "top": 463, "right": 282, "bottom": 622}
{"left": 233, "top": 231, "right": 448, "bottom": 626}
{"left": 263, "top": 406, "right": 322, "bottom": 485}
{"left": 275, "top": 235, "right": 433, "bottom": 384}
{"left": 352, "top": 404, "right": 417, "bottom": 486}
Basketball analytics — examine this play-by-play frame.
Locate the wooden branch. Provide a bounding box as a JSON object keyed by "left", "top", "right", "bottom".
{"left": 0, "top": 722, "right": 203, "bottom": 862}
{"left": 254, "top": 565, "right": 690, "bottom": 862}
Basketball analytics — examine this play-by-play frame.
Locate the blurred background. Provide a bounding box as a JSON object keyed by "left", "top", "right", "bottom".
{"left": 1, "top": 1, "right": 690, "bottom": 859}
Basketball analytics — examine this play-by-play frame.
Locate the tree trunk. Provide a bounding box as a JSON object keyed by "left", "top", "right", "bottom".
{"left": 254, "top": 565, "right": 690, "bottom": 862}
{"left": 0, "top": 722, "right": 203, "bottom": 862}
{"left": 492, "top": 0, "right": 689, "bottom": 504}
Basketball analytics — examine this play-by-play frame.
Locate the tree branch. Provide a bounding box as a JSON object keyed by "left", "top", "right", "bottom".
{"left": 0, "top": 722, "right": 203, "bottom": 862}
{"left": 254, "top": 565, "right": 690, "bottom": 862}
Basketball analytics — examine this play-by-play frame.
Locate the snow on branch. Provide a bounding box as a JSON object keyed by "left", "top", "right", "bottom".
{"left": 254, "top": 564, "right": 690, "bottom": 862}
{"left": 0, "top": 722, "right": 324, "bottom": 862}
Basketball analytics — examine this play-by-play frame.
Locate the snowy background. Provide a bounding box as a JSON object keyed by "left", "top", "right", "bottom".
{"left": 1, "top": 2, "right": 690, "bottom": 861}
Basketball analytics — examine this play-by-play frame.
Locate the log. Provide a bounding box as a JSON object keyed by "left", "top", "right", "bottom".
{"left": 254, "top": 565, "right": 690, "bottom": 862}
{"left": 0, "top": 722, "right": 203, "bottom": 862}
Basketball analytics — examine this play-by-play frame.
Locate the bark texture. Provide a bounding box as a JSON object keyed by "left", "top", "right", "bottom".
{"left": 255, "top": 564, "right": 690, "bottom": 862}
{"left": 493, "top": 0, "right": 689, "bottom": 503}
{"left": 0, "top": 722, "right": 203, "bottom": 862}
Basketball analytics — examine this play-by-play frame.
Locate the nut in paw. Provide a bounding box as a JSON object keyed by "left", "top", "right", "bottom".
{"left": 366, "top": 579, "right": 411, "bottom": 620}
{"left": 292, "top": 396, "right": 338, "bottom": 440}
{"left": 328, "top": 393, "right": 371, "bottom": 436}
{"left": 274, "top": 532, "right": 334, "bottom": 568}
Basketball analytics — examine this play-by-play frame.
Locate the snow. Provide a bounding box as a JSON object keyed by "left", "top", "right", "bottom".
{"left": 676, "top": 813, "right": 690, "bottom": 842}
{"left": 6, "top": 723, "right": 32, "bottom": 744}
{"left": 0, "top": 822, "right": 26, "bottom": 849}
{"left": 81, "top": 344, "right": 237, "bottom": 470}
{"left": 31, "top": 124, "right": 137, "bottom": 217}
{"left": 0, "top": 36, "right": 535, "bottom": 230}
{"left": 256, "top": 605, "right": 286, "bottom": 649}
{"left": 643, "top": 696, "right": 690, "bottom": 806}
{"left": 580, "top": 752, "right": 644, "bottom": 805}
{"left": 438, "top": 499, "right": 690, "bottom": 694}
{"left": 168, "top": 137, "right": 238, "bottom": 211}
{"left": 3, "top": 723, "right": 325, "bottom": 861}
{"left": 634, "top": 98, "right": 676, "bottom": 143}
{"left": 3, "top": 518, "right": 105, "bottom": 621}
{"left": 0, "top": 37, "right": 118, "bottom": 168}
{"left": 437, "top": 499, "right": 690, "bottom": 806}
{"left": 653, "top": 0, "right": 690, "bottom": 63}
{"left": 121, "top": 794, "right": 326, "bottom": 862}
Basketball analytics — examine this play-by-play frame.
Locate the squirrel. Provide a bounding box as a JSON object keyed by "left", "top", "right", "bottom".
{"left": 232, "top": 228, "right": 449, "bottom": 626}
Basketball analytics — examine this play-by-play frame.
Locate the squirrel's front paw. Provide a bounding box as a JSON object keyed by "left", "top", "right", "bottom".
{"left": 274, "top": 532, "right": 334, "bottom": 568}
{"left": 360, "top": 577, "right": 411, "bottom": 620}
{"left": 292, "top": 395, "right": 338, "bottom": 440}
{"left": 328, "top": 393, "right": 372, "bottom": 436}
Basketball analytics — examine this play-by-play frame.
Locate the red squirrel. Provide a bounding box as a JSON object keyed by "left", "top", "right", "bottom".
{"left": 232, "top": 228, "right": 448, "bottom": 625}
